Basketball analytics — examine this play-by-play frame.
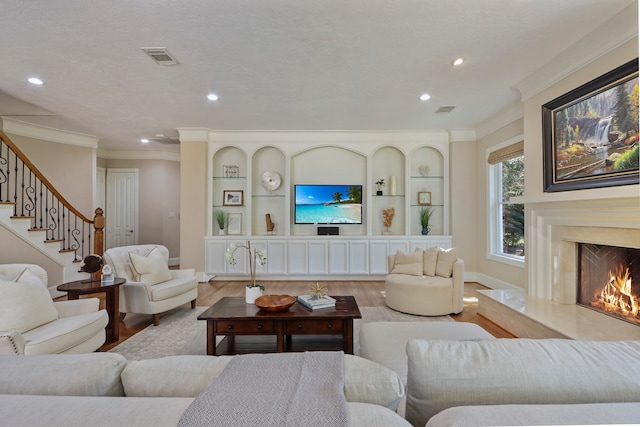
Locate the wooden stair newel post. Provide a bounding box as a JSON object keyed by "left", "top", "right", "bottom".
{"left": 93, "top": 208, "right": 105, "bottom": 280}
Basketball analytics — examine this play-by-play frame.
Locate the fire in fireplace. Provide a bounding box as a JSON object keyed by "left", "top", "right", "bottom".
{"left": 578, "top": 243, "right": 640, "bottom": 326}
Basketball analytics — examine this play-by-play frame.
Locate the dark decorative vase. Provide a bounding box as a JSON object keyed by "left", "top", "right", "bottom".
{"left": 421, "top": 226, "right": 430, "bottom": 235}
{"left": 376, "top": 190, "right": 383, "bottom": 196}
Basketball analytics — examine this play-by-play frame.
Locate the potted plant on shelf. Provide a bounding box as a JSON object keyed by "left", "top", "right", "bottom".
{"left": 375, "top": 178, "right": 385, "bottom": 196}
{"left": 215, "top": 210, "right": 227, "bottom": 235}
{"left": 225, "top": 241, "right": 267, "bottom": 303}
{"left": 419, "top": 206, "right": 433, "bottom": 235}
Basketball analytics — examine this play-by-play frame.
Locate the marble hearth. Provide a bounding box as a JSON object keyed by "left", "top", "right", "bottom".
{"left": 478, "top": 199, "right": 640, "bottom": 340}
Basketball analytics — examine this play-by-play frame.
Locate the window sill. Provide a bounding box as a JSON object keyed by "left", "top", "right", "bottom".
{"left": 487, "top": 253, "right": 525, "bottom": 268}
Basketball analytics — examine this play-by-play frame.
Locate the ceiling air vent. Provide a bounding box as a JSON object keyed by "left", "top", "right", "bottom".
{"left": 150, "top": 134, "right": 180, "bottom": 144}
{"left": 141, "top": 47, "right": 179, "bottom": 65}
{"left": 435, "top": 106, "right": 456, "bottom": 114}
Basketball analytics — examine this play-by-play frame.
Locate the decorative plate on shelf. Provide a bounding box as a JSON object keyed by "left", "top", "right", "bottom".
{"left": 255, "top": 294, "right": 297, "bottom": 311}
{"left": 261, "top": 171, "right": 282, "bottom": 191}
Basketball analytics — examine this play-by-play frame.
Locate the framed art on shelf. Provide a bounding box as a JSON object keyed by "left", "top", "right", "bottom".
{"left": 418, "top": 191, "right": 432, "bottom": 205}
{"left": 227, "top": 213, "right": 242, "bottom": 235}
{"left": 542, "top": 58, "right": 639, "bottom": 192}
{"left": 223, "top": 190, "right": 244, "bottom": 206}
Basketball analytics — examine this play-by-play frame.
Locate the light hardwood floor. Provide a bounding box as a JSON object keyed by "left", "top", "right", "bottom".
{"left": 100, "top": 281, "right": 514, "bottom": 351}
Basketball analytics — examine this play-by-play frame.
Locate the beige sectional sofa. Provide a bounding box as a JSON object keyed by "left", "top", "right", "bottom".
{"left": 406, "top": 338, "right": 640, "bottom": 426}
{"left": 0, "top": 352, "right": 410, "bottom": 427}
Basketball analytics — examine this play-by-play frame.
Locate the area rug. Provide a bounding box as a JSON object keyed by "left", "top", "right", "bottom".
{"left": 109, "top": 305, "right": 453, "bottom": 360}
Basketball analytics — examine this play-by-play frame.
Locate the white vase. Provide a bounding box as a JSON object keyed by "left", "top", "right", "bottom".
{"left": 245, "top": 286, "right": 263, "bottom": 304}
{"left": 218, "top": 229, "right": 225, "bottom": 236}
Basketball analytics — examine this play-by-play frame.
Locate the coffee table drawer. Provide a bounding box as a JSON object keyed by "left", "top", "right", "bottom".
{"left": 286, "top": 319, "right": 343, "bottom": 334}
{"left": 216, "top": 320, "right": 274, "bottom": 334}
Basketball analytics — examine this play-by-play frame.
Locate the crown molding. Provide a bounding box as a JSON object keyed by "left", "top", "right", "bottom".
{"left": 176, "top": 127, "right": 210, "bottom": 142}
{"left": 1, "top": 117, "right": 98, "bottom": 148}
{"left": 97, "top": 148, "right": 180, "bottom": 162}
{"left": 204, "top": 130, "right": 451, "bottom": 144}
{"left": 475, "top": 101, "right": 524, "bottom": 140}
{"left": 514, "top": 4, "right": 638, "bottom": 102}
{"left": 448, "top": 129, "right": 476, "bottom": 143}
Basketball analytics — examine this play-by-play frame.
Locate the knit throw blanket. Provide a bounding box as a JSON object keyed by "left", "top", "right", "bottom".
{"left": 177, "top": 351, "right": 348, "bottom": 427}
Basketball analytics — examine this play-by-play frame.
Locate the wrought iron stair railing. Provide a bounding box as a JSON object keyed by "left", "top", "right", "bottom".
{"left": 0, "top": 129, "right": 104, "bottom": 262}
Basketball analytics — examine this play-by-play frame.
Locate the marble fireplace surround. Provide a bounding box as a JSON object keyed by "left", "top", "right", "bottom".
{"left": 479, "top": 199, "right": 640, "bottom": 341}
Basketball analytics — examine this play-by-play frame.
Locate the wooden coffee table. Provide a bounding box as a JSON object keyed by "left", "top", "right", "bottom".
{"left": 198, "top": 296, "right": 361, "bottom": 356}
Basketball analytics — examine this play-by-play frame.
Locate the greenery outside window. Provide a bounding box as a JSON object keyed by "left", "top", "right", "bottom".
{"left": 488, "top": 138, "right": 525, "bottom": 266}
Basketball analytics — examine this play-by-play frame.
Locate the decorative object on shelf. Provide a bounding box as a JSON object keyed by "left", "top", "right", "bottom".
{"left": 223, "top": 165, "right": 239, "bottom": 178}
{"left": 389, "top": 176, "right": 397, "bottom": 196}
{"left": 382, "top": 207, "right": 395, "bottom": 234}
{"left": 419, "top": 206, "right": 433, "bottom": 235}
{"left": 215, "top": 210, "right": 227, "bottom": 235}
{"left": 101, "top": 264, "right": 114, "bottom": 284}
{"left": 375, "top": 178, "right": 385, "bottom": 196}
{"left": 419, "top": 165, "right": 430, "bottom": 176}
{"left": 80, "top": 254, "right": 103, "bottom": 283}
{"left": 310, "top": 282, "right": 328, "bottom": 299}
{"left": 265, "top": 213, "right": 275, "bottom": 235}
{"left": 227, "top": 213, "right": 242, "bottom": 235}
{"left": 418, "top": 191, "right": 432, "bottom": 205}
{"left": 226, "top": 241, "right": 267, "bottom": 303}
{"left": 223, "top": 190, "right": 244, "bottom": 206}
{"left": 254, "top": 294, "right": 297, "bottom": 312}
{"left": 261, "top": 170, "right": 282, "bottom": 192}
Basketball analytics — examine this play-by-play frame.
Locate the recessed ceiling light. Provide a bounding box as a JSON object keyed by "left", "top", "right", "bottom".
{"left": 419, "top": 93, "right": 431, "bottom": 101}
{"left": 140, "top": 138, "right": 149, "bottom": 143}
{"left": 28, "top": 77, "right": 44, "bottom": 85}
{"left": 207, "top": 93, "right": 218, "bottom": 101}
{"left": 452, "top": 58, "right": 464, "bottom": 66}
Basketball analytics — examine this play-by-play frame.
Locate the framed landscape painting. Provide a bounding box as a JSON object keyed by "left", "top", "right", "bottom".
{"left": 542, "top": 58, "right": 639, "bottom": 192}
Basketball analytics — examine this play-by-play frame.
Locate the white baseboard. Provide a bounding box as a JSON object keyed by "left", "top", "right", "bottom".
{"left": 168, "top": 257, "right": 180, "bottom": 267}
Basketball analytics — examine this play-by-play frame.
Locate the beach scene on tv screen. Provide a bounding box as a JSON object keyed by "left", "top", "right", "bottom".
{"left": 295, "top": 185, "right": 362, "bottom": 224}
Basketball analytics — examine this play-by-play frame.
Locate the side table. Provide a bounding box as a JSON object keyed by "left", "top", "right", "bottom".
{"left": 57, "top": 277, "right": 126, "bottom": 343}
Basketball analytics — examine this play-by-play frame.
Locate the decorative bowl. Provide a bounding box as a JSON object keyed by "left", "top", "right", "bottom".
{"left": 255, "top": 294, "right": 297, "bottom": 311}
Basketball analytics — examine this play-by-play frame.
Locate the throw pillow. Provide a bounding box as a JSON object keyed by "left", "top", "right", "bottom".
{"left": 391, "top": 250, "right": 423, "bottom": 276}
{"left": 129, "top": 246, "right": 172, "bottom": 286}
{"left": 0, "top": 278, "right": 58, "bottom": 333}
{"left": 435, "top": 247, "right": 458, "bottom": 278}
{"left": 14, "top": 267, "right": 45, "bottom": 287}
{"left": 422, "top": 246, "right": 439, "bottom": 276}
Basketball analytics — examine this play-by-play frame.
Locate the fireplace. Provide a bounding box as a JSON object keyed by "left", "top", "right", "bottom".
{"left": 577, "top": 243, "right": 640, "bottom": 326}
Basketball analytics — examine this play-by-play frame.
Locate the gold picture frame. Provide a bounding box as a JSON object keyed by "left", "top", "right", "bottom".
{"left": 418, "top": 191, "right": 432, "bottom": 205}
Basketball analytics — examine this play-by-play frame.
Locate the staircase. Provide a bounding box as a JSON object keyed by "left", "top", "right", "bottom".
{"left": 0, "top": 130, "right": 104, "bottom": 297}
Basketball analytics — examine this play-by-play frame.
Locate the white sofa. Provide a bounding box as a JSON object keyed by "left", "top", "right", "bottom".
{"left": 385, "top": 247, "right": 463, "bottom": 316}
{"left": 0, "top": 352, "right": 411, "bottom": 427}
{"left": 0, "top": 264, "right": 108, "bottom": 355}
{"left": 406, "top": 338, "right": 640, "bottom": 426}
{"left": 103, "top": 245, "right": 198, "bottom": 325}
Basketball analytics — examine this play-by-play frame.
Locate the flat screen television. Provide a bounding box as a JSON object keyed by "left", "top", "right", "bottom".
{"left": 294, "top": 184, "right": 362, "bottom": 224}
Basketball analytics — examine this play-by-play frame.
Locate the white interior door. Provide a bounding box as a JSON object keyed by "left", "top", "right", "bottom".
{"left": 106, "top": 168, "right": 139, "bottom": 249}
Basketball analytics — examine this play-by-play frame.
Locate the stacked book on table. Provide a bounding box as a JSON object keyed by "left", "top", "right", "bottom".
{"left": 298, "top": 294, "right": 336, "bottom": 310}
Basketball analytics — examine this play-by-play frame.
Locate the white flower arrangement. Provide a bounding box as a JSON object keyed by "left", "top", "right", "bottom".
{"left": 225, "top": 241, "right": 267, "bottom": 289}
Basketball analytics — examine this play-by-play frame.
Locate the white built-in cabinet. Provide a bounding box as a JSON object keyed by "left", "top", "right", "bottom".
{"left": 205, "top": 236, "right": 453, "bottom": 278}
{"left": 206, "top": 135, "right": 450, "bottom": 279}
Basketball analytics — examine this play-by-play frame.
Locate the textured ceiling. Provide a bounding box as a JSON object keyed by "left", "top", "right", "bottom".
{"left": 0, "top": 0, "right": 637, "bottom": 151}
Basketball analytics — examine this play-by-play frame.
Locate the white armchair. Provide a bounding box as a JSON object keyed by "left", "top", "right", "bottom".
{"left": 385, "top": 247, "right": 464, "bottom": 316}
{"left": 103, "top": 245, "right": 198, "bottom": 326}
{"left": 0, "top": 264, "right": 108, "bottom": 355}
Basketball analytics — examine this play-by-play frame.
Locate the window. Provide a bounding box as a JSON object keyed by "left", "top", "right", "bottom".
{"left": 488, "top": 138, "right": 525, "bottom": 266}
